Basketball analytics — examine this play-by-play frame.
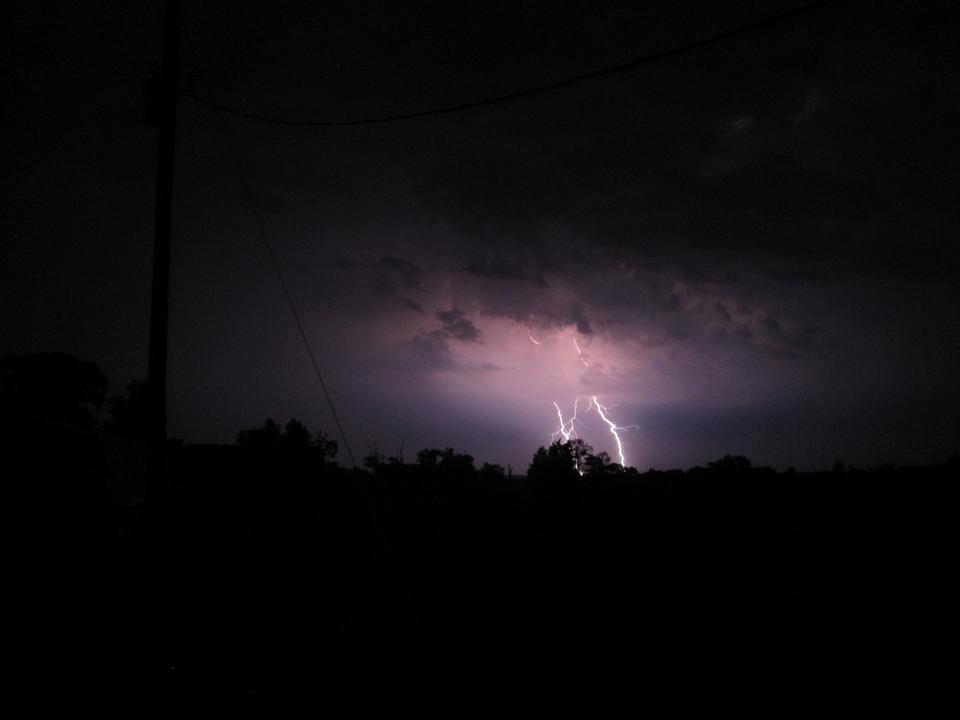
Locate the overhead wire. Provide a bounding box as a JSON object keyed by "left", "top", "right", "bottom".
{"left": 205, "top": 96, "right": 359, "bottom": 468}
{"left": 179, "top": 6, "right": 358, "bottom": 466}
{"left": 180, "top": 0, "right": 835, "bottom": 127}
{"left": 180, "top": 0, "right": 835, "bottom": 467}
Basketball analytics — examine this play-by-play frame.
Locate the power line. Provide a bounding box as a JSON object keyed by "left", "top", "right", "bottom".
{"left": 182, "top": 13, "right": 359, "bottom": 466}
{"left": 208, "top": 103, "right": 359, "bottom": 468}
{"left": 181, "top": 0, "right": 834, "bottom": 128}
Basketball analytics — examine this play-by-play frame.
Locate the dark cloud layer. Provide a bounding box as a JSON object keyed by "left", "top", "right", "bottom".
{"left": 435, "top": 308, "right": 482, "bottom": 343}
{"left": 377, "top": 256, "right": 424, "bottom": 289}
{"left": 461, "top": 255, "right": 543, "bottom": 285}
{"left": 3, "top": 0, "right": 959, "bottom": 470}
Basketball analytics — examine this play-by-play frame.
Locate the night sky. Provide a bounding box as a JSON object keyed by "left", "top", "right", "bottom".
{"left": 3, "top": 0, "right": 959, "bottom": 472}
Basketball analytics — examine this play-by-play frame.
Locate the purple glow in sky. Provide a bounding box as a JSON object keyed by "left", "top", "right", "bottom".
{"left": 3, "top": 0, "right": 959, "bottom": 471}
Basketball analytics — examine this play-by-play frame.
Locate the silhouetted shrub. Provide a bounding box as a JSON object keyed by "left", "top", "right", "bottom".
{"left": 1, "top": 352, "right": 107, "bottom": 432}
{"left": 236, "top": 417, "right": 338, "bottom": 463}
{"left": 527, "top": 440, "right": 583, "bottom": 491}
{"left": 706, "top": 454, "right": 753, "bottom": 473}
{"left": 104, "top": 379, "right": 150, "bottom": 440}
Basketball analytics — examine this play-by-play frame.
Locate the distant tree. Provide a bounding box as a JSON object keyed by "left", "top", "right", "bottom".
{"left": 417, "top": 447, "right": 475, "bottom": 476}
{"left": 237, "top": 418, "right": 282, "bottom": 449}
{"left": 363, "top": 444, "right": 384, "bottom": 469}
{"left": 479, "top": 462, "right": 506, "bottom": 479}
{"left": 583, "top": 450, "right": 625, "bottom": 480}
{"left": 527, "top": 440, "right": 586, "bottom": 490}
{"left": 313, "top": 430, "right": 338, "bottom": 463}
{"left": 280, "top": 418, "right": 311, "bottom": 448}
{"left": 104, "top": 379, "right": 150, "bottom": 440}
{"left": 438, "top": 448, "right": 474, "bottom": 476}
{"left": 707, "top": 455, "right": 753, "bottom": 473}
{"left": 1, "top": 354, "right": 108, "bottom": 522}
{"left": 478, "top": 462, "right": 507, "bottom": 491}
{"left": 236, "top": 418, "right": 338, "bottom": 462}
{"left": 0, "top": 352, "right": 108, "bottom": 432}
{"left": 567, "top": 438, "right": 594, "bottom": 474}
{"left": 417, "top": 448, "right": 475, "bottom": 474}
{"left": 417, "top": 448, "right": 445, "bottom": 470}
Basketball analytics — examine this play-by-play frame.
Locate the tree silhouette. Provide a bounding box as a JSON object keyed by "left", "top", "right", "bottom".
{"left": 416, "top": 448, "right": 476, "bottom": 480}
{"left": 312, "top": 429, "right": 338, "bottom": 461}
{"left": 236, "top": 417, "right": 339, "bottom": 463}
{"left": 707, "top": 454, "right": 753, "bottom": 473}
{"left": 527, "top": 440, "right": 585, "bottom": 490}
{"left": 0, "top": 352, "right": 107, "bottom": 432}
{"left": 104, "top": 379, "right": 150, "bottom": 440}
{"left": 236, "top": 418, "right": 283, "bottom": 449}
{"left": 280, "top": 418, "right": 311, "bottom": 448}
{"left": 479, "top": 462, "right": 506, "bottom": 480}
{"left": 416, "top": 447, "right": 445, "bottom": 470}
{"left": 583, "top": 450, "right": 621, "bottom": 479}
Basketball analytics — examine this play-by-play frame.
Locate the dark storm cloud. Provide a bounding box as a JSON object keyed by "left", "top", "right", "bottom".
{"left": 335, "top": 255, "right": 424, "bottom": 289}
{"left": 4, "top": 0, "right": 959, "bottom": 470}
{"left": 452, "top": 270, "right": 602, "bottom": 338}
{"left": 407, "top": 1, "right": 960, "bottom": 310}
{"left": 335, "top": 255, "right": 428, "bottom": 312}
{"left": 221, "top": 0, "right": 957, "bottom": 377}
{"left": 461, "top": 255, "right": 543, "bottom": 284}
{"left": 401, "top": 298, "right": 424, "bottom": 313}
{"left": 403, "top": 328, "right": 506, "bottom": 373}
{"left": 377, "top": 256, "right": 424, "bottom": 289}
{"left": 405, "top": 28, "right": 957, "bottom": 367}
{"left": 435, "top": 307, "right": 482, "bottom": 342}
{"left": 405, "top": 331, "right": 457, "bottom": 371}
{"left": 754, "top": 315, "right": 824, "bottom": 359}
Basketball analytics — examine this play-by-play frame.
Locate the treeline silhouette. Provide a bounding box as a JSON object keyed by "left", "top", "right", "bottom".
{"left": 5, "top": 353, "right": 960, "bottom": 716}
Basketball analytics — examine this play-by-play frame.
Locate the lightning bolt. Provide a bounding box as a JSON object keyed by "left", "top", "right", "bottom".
{"left": 551, "top": 396, "right": 580, "bottom": 442}
{"left": 589, "top": 396, "right": 638, "bottom": 468}
{"left": 570, "top": 334, "right": 590, "bottom": 367}
{"left": 551, "top": 397, "right": 588, "bottom": 476}
{"left": 526, "top": 325, "right": 637, "bottom": 469}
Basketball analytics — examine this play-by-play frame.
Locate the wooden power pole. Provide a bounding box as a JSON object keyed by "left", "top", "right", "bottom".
{"left": 147, "top": 0, "right": 180, "bottom": 450}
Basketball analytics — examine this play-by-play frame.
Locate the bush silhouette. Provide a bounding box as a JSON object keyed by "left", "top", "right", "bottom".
{"left": 236, "top": 417, "right": 338, "bottom": 462}
{"left": 706, "top": 454, "right": 752, "bottom": 473}
{"left": 1, "top": 352, "right": 107, "bottom": 432}
{"left": 527, "top": 440, "right": 586, "bottom": 490}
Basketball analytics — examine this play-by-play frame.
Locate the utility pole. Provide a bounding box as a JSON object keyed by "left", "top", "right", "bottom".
{"left": 147, "top": 0, "right": 180, "bottom": 450}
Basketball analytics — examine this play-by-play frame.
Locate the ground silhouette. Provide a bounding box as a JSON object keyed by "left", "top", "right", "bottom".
{"left": 5, "top": 353, "right": 959, "bottom": 716}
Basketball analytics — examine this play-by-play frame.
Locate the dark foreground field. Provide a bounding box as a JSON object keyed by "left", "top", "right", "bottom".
{"left": 9, "top": 442, "right": 960, "bottom": 716}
